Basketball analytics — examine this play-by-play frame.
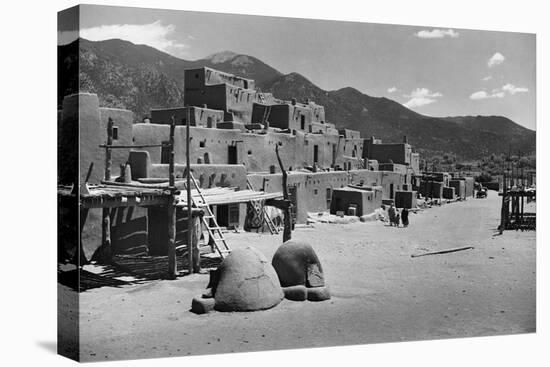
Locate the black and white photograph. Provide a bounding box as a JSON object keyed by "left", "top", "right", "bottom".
{"left": 3, "top": 1, "right": 548, "bottom": 366}
{"left": 54, "top": 3, "right": 539, "bottom": 362}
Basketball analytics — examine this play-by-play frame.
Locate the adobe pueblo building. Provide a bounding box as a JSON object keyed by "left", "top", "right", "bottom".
{"left": 131, "top": 67, "right": 417, "bottom": 224}
{"left": 58, "top": 66, "right": 457, "bottom": 273}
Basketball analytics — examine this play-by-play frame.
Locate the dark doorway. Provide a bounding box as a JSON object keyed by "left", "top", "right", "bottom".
{"left": 313, "top": 145, "right": 319, "bottom": 164}
{"left": 216, "top": 204, "right": 239, "bottom": 228}
{"left": 332, "top": 144, "right": 336, "bottom": 166}
{"left": 300, "top": 115, "right": 305, "bottom": 130}
{"left": 390, "top": 183, "right": 394, "bottom": 199}
{"left": 228, "top": 145, "right": 237, "bottom": 164}
{"left": 216, "top": 205, "right": 229, "bottom": 227}
{"left": 160, "top": 141, "right": 170, "bottom": 164}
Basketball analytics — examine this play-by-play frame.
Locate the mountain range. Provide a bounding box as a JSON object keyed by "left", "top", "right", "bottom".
{"left": 58, "top": 38, "right": 536, "bottom": 160}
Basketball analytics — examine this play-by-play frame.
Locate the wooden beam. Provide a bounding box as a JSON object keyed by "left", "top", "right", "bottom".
{"left": 167, "top": 116, "right": 178, "bottom": 278}
{"left": 185, "top": 110, "right": 195, "bottom": 274}
{"left": 276, "top": 144, "right": 292, "bottom": 243}
{"left": 99, "top": 143, "right": 165, "bottom": 149}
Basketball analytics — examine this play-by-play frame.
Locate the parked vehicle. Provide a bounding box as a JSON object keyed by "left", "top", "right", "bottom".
{"left": 476, "top": 188, "right": 487, "bottom": 198}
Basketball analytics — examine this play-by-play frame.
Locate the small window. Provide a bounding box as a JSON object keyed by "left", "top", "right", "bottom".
{"left": 195, "top": 73, "right": 199, "bottom": 79}
{"left": 199, "top": 140, "right": 206, "bottom": 148}
{"left": 314, "top": 189, "right": 318, "bottom": 195}
{"left": 112, "top": 126, "right": 119, "bottom": 140}
{"left": 248, "top": 150, "right": 252, "bottom": 155}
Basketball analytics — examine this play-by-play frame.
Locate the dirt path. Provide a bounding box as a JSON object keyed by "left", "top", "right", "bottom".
{"left": 76, "top": 191, "right": 535, "bottom": 361}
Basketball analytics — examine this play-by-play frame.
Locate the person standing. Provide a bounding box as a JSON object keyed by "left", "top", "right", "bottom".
{"left": 388, "top": 203, "right": 397, "bottom": 226}
{"left": 401, "top": 207, "right": 409, "bottom": 228}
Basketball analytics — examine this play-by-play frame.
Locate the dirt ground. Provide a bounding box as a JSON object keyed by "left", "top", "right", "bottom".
{"left": 70, "top": 190, "right": 535, "bottom": 361}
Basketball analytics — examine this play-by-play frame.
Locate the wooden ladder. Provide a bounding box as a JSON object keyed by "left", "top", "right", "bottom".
{"left": 185, "top": 173, "right": 231, "bottom": 258}
{"left": 247, "top": 179, "right": 279, "bottom": 234}
{"left": 261, "top": 105, "right": 271, "bottom": 126}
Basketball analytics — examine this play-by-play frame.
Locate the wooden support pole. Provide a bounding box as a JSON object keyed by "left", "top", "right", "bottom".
{"left": 186, "top": 109, "right": 194, "bottom": 274}
{"left": 167, "top": 116, "right": 177, "bottom": 279}
{"left": 169, "top": 117, "right": 176, "bottom": 188}
{"left": 167, "top": 201, "right": 177, "bottom": 279}
{"left": 500, "top": 172, "right": 507, "bottom": 233}
{"left": 276, "top": 144, "right": 292, "bottom": 243}
{"left": 521, "top": 194, "right": 525, "bottom": 222}
{"left": 101, "top": 209, "right": 112, "bottom": 263}
{"left": 105, "top": 117, "right": 114, "bottom": 181}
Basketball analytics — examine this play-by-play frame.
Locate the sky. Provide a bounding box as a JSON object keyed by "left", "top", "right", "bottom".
{"left": 58, "top": 4, "right": 536, "bottom": 130}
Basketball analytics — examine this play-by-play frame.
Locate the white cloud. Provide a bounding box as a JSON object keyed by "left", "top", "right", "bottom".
{"left": 502, "top": 83, "right": 529, "bottom": 95}
{"left": 80, "top": 20, "right": 188, "bottom": 57}
{"left": 487, "top": 52, "right": 505, "bottom": 67}
{"left": 403, "top": 88, "right": 443, "bottom": 108}
{"left": 481, "top": 75, "right": 492, "bottom": 82}
{"left": 415, "top": 29, "right": 460, "bottom": 39}
{"left": 387, "top": 86, "right": 398, "bottom": 93}
{"left": 470, "top": 83, "right": 528, "bottom": 100}
{"left": 470, "top": 90, "right": 504, "bottom": 100}
{"left": 470, "top": 91, "right": 489, "bottom": 100}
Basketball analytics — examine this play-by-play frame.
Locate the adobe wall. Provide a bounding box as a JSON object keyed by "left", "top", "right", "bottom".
{"left": 132, "top": 124, "right": 243, "bottom": 165}
{"left": 247, "top": 169, "right": 404, "bottom": 223}
{"left": 309, "top": 102, "right": 326, "bottom": 123}
{"left": 148, "top": 163, "right": 248, "bottom": 190}
{"left": 186, "top": 67, "right": 255, "bottom": 90}
{"left": 185, "top": 83, "right": 228, "bottom": 112}
{"left": 185, "top": 68, "right": 277, "bottom": 124}
{"left": 254, "top": 104, "right": 290, "bottom": 129}
{"left": 58, "top": 95, "right": 79, "bottom": 185}
{"left": 59, "top": 93, "right": 134, "bottom": 184}
{"left": 76, "top": 93, "right": 103, "bottom": 184}
{"left": 80, "top": 206, "right": 148, "bottom": 261}
{"left": 99, "top": 107, "right": 134, "bottom": 176}
{"left": 151, "top": 106, "right": 224, "bottom": 127}
{"left": 342, "top": 137, "right": 364, "bottom": 159}
{"left": 132, "top": 123, "right": 364, "bottom": 173}
{"left": 248, "top": 171, "right": 349, "bottom": 222}
{"left": 330, "top": 188, "right": 381, "bottom": 216}
{"left": 364, "top": 141, "right": 412, "bottom": 166}
{"left": 350, "top": 170, "right": 405, "bottom": 200}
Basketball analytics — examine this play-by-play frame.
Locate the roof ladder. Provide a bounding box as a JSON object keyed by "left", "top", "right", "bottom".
{"left": 247, "top": 179, "right": 279, "bottom": 235}
{"left": 185, "top": 173, "right": 231, "bottom": 259}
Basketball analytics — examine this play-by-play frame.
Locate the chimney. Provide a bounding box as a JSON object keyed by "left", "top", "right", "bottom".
{"left": 403, "top": 135, "right": 408, "bottom": 144}
{"left": 291, "top": 98, "right": 297, "bottom": 106}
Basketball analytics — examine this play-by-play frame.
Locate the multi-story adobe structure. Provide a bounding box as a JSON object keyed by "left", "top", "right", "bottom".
{"left": 59, "top": 66, "right": 419, "bottom": 261}
{"left": 363, "top": 135, "right": 421, "bottom": 190}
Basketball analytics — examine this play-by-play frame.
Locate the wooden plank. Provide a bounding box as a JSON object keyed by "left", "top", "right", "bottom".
{"left": 99, "top": 144, "right": 164, "bottom": 149}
